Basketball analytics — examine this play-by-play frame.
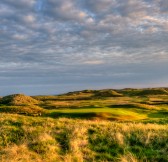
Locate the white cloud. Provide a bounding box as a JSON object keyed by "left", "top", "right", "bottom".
{"left": 23, "top": 14, "right": 36, "bottom": 23}
{"left": 83, "top": 60, "right": 105, "bottom": 65}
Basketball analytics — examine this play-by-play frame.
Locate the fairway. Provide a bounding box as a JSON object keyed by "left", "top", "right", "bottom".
{"left": 49, "top": 107, "right": 147, "bottom": 120}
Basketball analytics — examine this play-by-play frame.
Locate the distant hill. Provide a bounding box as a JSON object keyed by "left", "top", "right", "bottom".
{"left": 93, "top": 89, "right": 123, "bottom": 97}
{"left": 64, "top": 89, "right": 122, "bottom": 96}
{"left": 120, "top": 88, "right": 168, "bottom": 96}
{"left": 60, "top": 88, "right": 168, "bottom": 98}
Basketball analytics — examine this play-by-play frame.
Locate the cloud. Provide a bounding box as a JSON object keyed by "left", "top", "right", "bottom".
{"left": 0, "top": 0, "right": 168, "bottom": 94}
{"left": 83, "top": 60, "right": 105, "bottom": 65}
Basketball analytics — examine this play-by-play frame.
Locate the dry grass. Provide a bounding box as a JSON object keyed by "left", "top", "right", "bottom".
{"left": 120, "top": 153, "right": 138, "bottom": 162}
{"left": 0, "top": 114, "right": 167, "bottom": 162}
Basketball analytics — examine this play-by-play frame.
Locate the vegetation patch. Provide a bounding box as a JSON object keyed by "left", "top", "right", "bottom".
{"left": 0, "top": 105, "right": 45, "bottom": 116}
{"left": 0, "top": 88, "right": 168, "bottom": 161}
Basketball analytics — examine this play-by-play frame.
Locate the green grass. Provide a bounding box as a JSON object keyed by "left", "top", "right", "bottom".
{"left": 0, "top": 88, "right": 168, "bottom": 161}
{"left": 48, "top": 107, "right": 147, "bottom": 120}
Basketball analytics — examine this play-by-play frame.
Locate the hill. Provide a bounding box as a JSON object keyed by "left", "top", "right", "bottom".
{"left": 120, "top": 88, "right": 168, "bottom": 96}
{"left": 0, "top": 94, "right": 44, "bottom": 116}
{"left": 93, "top": 89, "right": 123, "bottom": 97}
{"left": 0, "top": 94, "right": 39, "bottom": 106}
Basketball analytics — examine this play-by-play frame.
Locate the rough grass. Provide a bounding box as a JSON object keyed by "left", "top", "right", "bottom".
{"left": 0, "top": 114, "right": 167, "bottom": 162}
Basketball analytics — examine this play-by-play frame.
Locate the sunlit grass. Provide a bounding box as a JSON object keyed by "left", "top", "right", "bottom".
{"left": 0, "top": 114, "right": 167, "bottom": 162}
{"left": 48, "top": 107, "right": 147, "bottom": 120}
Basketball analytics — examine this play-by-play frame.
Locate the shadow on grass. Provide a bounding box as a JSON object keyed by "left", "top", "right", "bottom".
{"left": 46, "top": 112, "right": 98, "bottom": 119}
{"left": 44, "top": 111, "right": 143, "bottom": 121}
{"left": 108, "top": 104, "right": 138, "bottom": 108}
{"left": 45, "top": 111, "right": 121, "bottom": 120}
{"left": 148, "top": 111, "right": 168, "bottom": 118}
{"left": 148, "top": 101, "right": 168, "bottom": 105}
{"left": 39, "top": 104, "right": 102, "bottom": 110}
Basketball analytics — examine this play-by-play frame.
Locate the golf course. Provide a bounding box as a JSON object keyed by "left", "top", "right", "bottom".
{"left": 0, "top": 88, "right": 168, "bottom": 161}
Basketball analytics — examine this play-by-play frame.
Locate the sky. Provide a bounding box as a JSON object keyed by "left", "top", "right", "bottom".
{"left": 0, "top": 0, "right": 168, "bottom": 96}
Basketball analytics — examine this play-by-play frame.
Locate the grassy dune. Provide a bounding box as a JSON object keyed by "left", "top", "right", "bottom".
{"left": 0, "top": 88, "right": 168, "bottom": 161}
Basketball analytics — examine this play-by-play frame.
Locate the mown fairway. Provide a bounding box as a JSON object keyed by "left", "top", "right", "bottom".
{"left": 0, "top": 88, "right": 168, "bottom": 161}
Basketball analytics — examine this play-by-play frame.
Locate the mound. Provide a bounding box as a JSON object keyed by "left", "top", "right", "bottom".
{"left": 94, "top": 90, "right": 123, "bottom": 97}
{"left": 121, "top": 88, "right": 168, "bottom": 96}
{"left": 0, "top": 94, "right": 39, "bottom": 106}
{"left": 137, "top": 89, "right": 168, "bottom": 96}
